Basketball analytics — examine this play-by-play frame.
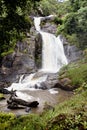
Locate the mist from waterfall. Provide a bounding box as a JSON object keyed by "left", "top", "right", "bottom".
{"left": 34, "top": 17, "right": 68, "bottom": 73}
{"left": 7, "top": 15, "right": 68, "bottom": 91}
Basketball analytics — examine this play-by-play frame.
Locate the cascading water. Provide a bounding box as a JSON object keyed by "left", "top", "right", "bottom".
{"left": 41, "top": 32, "right": 68, "bottom": 72}
{"left": 34, "top": 17, "right": 68, "bottom": 73}
{"left": 7, "top": 15, "right": 68, "bottom": 92}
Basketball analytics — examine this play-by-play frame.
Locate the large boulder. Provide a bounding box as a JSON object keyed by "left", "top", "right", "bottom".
{"left": 53, "top": 78, "right": 77, "bottom": 91}
{"left": 0, "top": 33, "right": 36, "bottom": 85}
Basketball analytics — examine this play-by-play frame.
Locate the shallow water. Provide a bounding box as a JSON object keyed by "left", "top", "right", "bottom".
{"left": 0, "top": 88, "right": 73, "bottom": 115}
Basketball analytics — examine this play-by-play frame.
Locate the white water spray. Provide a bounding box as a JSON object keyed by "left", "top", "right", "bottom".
{"left": 34, "top": 17, "right": 68, "bottom": 73}
{"left": 34, "top": 17, "right": 42, "bottom": 31}
{"left": 7, "top": 15, "right": 68, "bottom": 92}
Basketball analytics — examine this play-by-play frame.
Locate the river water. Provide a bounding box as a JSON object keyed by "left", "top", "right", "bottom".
{"left": 0, "top": 15, "right": 73, "bottom": 115}
{"left": 0, "top": 88, "right": 73, "bottom": 115}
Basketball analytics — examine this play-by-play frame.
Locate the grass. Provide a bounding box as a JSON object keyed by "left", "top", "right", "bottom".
{"left": 66, "top": 63, "right": 87, "bottom": 86}
{"left": 41, "top": 89, "right": 87, "bottom": 130}
{"left": 0, "top": 59, "right": 87, "bottom": 130}
{"left": 0, "top": 89, "right": 87, "bottom": 130}
{"left": 59, "top": 60, "right": 87, "bottom": 87}
{"left": 0, "top": 94, "right": 5, "bottom": 100}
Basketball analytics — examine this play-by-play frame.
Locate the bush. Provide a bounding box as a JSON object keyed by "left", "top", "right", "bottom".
{"left": 0, "top": 113, "right": 16, "bottom": 130}
{"left": 59, "top": 62, "right": 87, "bottom": 86}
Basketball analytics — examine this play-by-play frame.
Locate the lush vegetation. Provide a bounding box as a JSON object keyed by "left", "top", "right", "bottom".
{"left": 0, "top": 0, "right": 87, "bottom": 59}
{"left": 0, "top": 89, "right": 87, "bottom": 130}
{"left": 0, "top": 57, "right": 87, "bottom": 129}
{"left": 39, "top": 0, "right": 87, "bottom": 49}
{"left": 0, "top": 0, "right": 41, "bottom": 59}
{"left": 0, "top": 0, "right": 87, "bottom": 130}
{"left": 39, "top": 0, "right": 59, "bottom": 16}
{"left": 56, "top": 0, "right": 87, "bottom": 49}
{"left": 59, "top": 58, "right": 87, "bottom": 87}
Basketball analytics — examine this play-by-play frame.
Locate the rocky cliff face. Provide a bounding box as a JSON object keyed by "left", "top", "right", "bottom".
{"left": 35, "top": 33, "right": 42, "bottom": 69}
{"left": 0, "top": 16, "right": 83, "bottom": 89}
{"left": 0, "top": 25, "right": 37, "bottom": 86}
{"left": 59, "top": 35, "right": 83, "bottom": 63}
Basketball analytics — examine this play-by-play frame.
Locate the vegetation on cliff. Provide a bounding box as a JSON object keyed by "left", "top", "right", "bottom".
{"left": 39, "top": 0, "right": 87, "bottom": 49}
{"left": 0, "top": 0, "right": 41, "bottom": 59}
{"left": 59, "top": 57, "right": 87, "bottom": 87}
{"left": 0, "top": 0, "right": 87, "bottom": 57}
{"left": 56, "top": 0, "right": 87, "bottom": 49}
{"left": 0, "top": 0, "right": 87, "bottom": 130}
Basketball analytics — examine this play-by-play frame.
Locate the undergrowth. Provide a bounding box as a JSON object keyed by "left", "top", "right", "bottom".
{"left": 0, "top": 89, "right": 87, "bottom": 130}
{"left": 0, "top": 57, "right": 87, "bottom": 130}
{"left": 59, "top": 59, "right": 87, "bottom": 87}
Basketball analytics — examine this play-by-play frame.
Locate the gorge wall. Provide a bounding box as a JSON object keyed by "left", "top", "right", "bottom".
{"left": 0, "top": 16, "right": 82, "bottom": 89}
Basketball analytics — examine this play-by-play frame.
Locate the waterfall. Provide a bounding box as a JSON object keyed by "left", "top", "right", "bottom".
{"left": 34, "top": 17, "right": 68, "bottom": 73}
{"left": 41, "top": 32, "right": 67, "bottom": 72}
{"left": 7, "top": 15, "right": 68, "bottom": 91}
{"left": 34, "top": 17, "right": 41, "bottom": 31}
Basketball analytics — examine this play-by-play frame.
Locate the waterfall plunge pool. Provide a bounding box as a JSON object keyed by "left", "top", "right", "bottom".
{"left": 0, "top": 15, "right": 70, "bottom": 115}
{"left": 0, "top": 88, "right": 73, "bottom": 115}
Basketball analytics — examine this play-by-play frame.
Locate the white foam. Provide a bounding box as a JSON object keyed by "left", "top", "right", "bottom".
{"left": 48, "top": 88, "right": 59, "bottom": 94}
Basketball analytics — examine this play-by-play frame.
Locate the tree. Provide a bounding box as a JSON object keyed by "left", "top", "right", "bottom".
{"left": 0, "top": 0, "right": 41, "bottom": 59}
{"left": 57, "top": 0, "right": 87, "bottom": 48}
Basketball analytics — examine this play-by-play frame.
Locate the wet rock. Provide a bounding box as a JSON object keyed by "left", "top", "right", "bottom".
{"left": 46, "top": 73, "right": 58, "bottom": 89}
{"left": 43, "top": 103, "right": 55, "bottom": 111}
{"left": 7, "top": 90, "right": 39, "bottom": 109}
{"left": 53, "top": 80, "right": 76, "bottom": 91}
{"left": 0, "top": 81, "right": 10, "bottom": 88}
{"left": 59, "top": 35, "right": 83, "bottom": 63}
{"left": 2, "top": 53, "right": 16, "bottom": 68}
{"left": 0, "top": 34, "right": 36, "bottom": 84}
{"left": 7, "top": 102, "right": 19, "bottom": 109}
{"left": 60, "top": 78, "right": 72, "bottom": 86}
{"left": 7, "top": 96, "right": 39, "bottom": 109}
{"left": 25, "top": 107, "right": 31, "bottom": 113}
{"left": 0, "top": 88, "right": 11, "bottom": 94}
{"left": 40, "top": 82, "right": 47, "bottom": 90}
{"left": 42, "top": 23, "right": 57, "bottom": 34}
{"left": 35, "top": 33, "right": 42, "bottom": 68}
{"left": 34, "top": 82, "right": 47, "bottom": 90}
{"left": 41, "top": 15, "right": 55, "bottom": 21}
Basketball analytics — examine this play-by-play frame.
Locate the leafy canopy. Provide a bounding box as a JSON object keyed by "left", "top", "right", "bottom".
{"left": 0, "top": 0, "right": 41, "bottom": 58}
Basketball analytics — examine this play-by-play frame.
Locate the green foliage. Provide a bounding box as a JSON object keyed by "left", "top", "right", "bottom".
{"left": 0, "top": 113, "right": 16, "bottom": 130}
{"left": 66, "top": 64, "right": 87, "bottom": 86}
{"left": 56, "top": 1, "right": 70, "bottom": 17}
{"left": 39, "top": 0, "right": 70, "bottom": 17}
{"left": 69, "top": 0, "right": 80, "bottom": 12}
{"left": 46, "top": 113, "right": 87, "bottom": 130}
{"left": 44, "top": 90, "right": 87, "bottom": 130}
{"left": 0, "top": 114, "right": 45, "bottom": 130}
{"left": 0, "top": 90, "right": 87, "bottom": 130}
{"left": 83, "top": 48, "right": 87, "bottom": 61}
{"left": 53, "top": 17, "right": 63, "bottom": 25}
{"left": 13, "top": 114, "right": 44, "bottom": 130}
{"left": 57, "top": 24, "right": 65, "bottom": 35}
{"left": 63, "top": 13, "right": 78, "bottom": 35}
{"left": 59, "top": 61, "right": 87, "bottom": 87}
{"left": 0, "top": 93, "right": 4, "bottom": 100}
{"left": 39, "top": 0, "right": 59, "bottom": 16}
{"left": 56, "top": 0, "right": 87, "bottom": 49}
{"left": 0, "top": 0, "right": 42, "bottom": 59}
{"left": 65, "top": 34, "right": 78, "bottom": 46}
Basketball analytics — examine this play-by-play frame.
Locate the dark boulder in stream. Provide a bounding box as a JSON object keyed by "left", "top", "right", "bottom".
{"left": 7, "top": 90, "right": 39, "bottom": 109}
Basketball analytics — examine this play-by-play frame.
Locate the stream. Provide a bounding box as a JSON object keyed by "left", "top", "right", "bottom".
{"left": 0, "top": 15, "right": 73, "bottom": 115}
